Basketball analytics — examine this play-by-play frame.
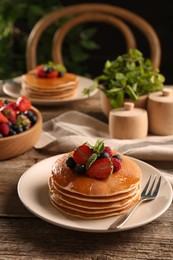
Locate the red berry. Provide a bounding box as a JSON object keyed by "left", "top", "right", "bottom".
{"left": 36, "top": 65, "right": 46, "bottom": 78}
{"left": 73, "top": 144, "right": 93, "bottom": 165}
{"left": 0, "top": 122, "right": 10, "bottom": 136}
{"left": 1, "top": 107, "right": 17, "bottom": 124}
{"left": 16, "top": 96, "right": 31, "bottom": 112}
{"left": 46, "top": 71, "right": 58, "bottom": 78}
{"left": 86, "top": 157, "right": 113, "bottom": 179}
{"left": 103, "top": 146, "right": 112, "bottom": 157}
{"left": 6, "top": 102, "right": 17, "bottom": 110}
{"left": 112, "top": 157, "right": 121, "bottom": 172}
{"left": 36, "top": 65, "right": 58, "bottom": 78}
{"left": 0, "top": 112, "right": 8, "bottom": 123}
{"left": 0, "top": 101, "right": 4, "bottom": 108}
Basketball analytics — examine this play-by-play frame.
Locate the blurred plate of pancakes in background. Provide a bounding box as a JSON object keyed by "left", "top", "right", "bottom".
{"left": 3, "top": 75, "right": 97, "bottom": 106}
{"left": 17, "top": 154, "right": 173, "bottom": 233}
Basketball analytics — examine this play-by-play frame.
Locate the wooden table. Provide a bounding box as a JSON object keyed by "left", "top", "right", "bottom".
{"left": 0, "top": 92, "right": 173, "bottom": 260}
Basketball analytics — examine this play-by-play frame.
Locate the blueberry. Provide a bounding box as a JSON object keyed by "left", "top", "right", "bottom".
{"left": 9, "top": 129, "right": 17, "bottom": 136}
{"left": 12, "top": 125, "right": 23, "bottom": 133}
{"left": 58, "top": 72, "right": 64, "bottom": 77}
{"left": 24, "top": 110, "right": 33, "bottom": 117}
{"left": 66, "top": 157, "right": 76, "bottom": 168}
{"left": 75, "top": 164, "right": 85, "bottom": 174}
{"left": 23, "top": 125, "right": 30, "bottom": 131}
{"left": 99, "top": 152, "right": 109, "bottom": 158}
{"left": 30, "top": 115, "right": 37, "bottom": 124}
{"left": 7, "top": 121, "right": 13, "bottom": 128}
{"left": 112, "top": 154, "right": 122, "bottom": 162}
{"left": 4, "top": 99, "right": 9, "bottom": 105}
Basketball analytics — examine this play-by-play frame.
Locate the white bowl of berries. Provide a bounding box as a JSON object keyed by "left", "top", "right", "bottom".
{"left": 0, "top": 96, "right": 42, "bottom": 160}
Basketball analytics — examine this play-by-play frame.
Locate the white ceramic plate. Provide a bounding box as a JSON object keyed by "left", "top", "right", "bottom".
{"left": 3, "top": 76, "right": 97, "bottom": 106}
{"left": 17, "top": 155, "right": 172, "bottom": 233}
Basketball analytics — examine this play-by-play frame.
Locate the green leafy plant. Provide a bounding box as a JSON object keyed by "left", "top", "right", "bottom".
{"left": 84, "top": 49, "right": 165, "bottom": 108}
{"left": 0, "top": 0, "right": 99, "bottom": 80}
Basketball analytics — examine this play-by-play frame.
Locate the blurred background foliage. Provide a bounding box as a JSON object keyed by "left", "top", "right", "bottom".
{"left": 1, "top": 0, "right": 172, "bottom": 83}
{"left": 0, "top": 0, "right": 99, "bottom": 79}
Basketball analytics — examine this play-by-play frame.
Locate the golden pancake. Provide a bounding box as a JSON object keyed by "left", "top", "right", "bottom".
{"left": 49, "top": 186, "right": 140, "bottom": 209}
{"left": 50, "top": 194, "right": 140, "bottom": 219}
{"left": 48, "top": 180, "right": 139, "bottom": 202}
{"left": 21, "top": 68, "right": 79, "bottom": 100}
{"left": 21, "top": 88, "right": 76, "bottom": 100}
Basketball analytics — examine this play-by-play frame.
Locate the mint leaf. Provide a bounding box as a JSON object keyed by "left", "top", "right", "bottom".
{"left": 85, "top": 153, "right": 98, "bottom": 170}
{"left": 92, "top": 140, "right": 104, "bottom": 154}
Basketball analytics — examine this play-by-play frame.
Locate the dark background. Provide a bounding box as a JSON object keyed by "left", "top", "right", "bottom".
{"left": 62, "top": 0, "right": 173, "bottom": 84}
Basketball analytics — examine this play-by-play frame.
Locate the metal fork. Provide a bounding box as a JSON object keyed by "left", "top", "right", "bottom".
{"left": 108, "top": 175, "right": 162, "bottom": 230}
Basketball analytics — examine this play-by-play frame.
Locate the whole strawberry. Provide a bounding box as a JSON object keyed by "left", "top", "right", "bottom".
{"left": 16, "top": 96, "right": 31, "bottom": 112}
{"left": 1, "top": 107, "right": 17, "bottom": 124}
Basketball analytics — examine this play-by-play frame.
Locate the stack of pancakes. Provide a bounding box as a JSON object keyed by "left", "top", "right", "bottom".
{"left": 21, "top": 70, "right": 79, "bottom": 100}
{"left": 48, "top": 152, "right": 142, "bottom": 219}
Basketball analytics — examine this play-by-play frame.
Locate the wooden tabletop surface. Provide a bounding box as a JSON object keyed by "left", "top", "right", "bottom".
{"left": 0, "top": 91, "right": 173, "bottom": 260}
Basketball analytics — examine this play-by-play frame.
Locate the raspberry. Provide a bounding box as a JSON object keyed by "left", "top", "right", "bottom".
{"left": 112, "top": 157, "right": 121, "bottom": 172}
{"left": 103, "top": 146, "right": 112, "bottom": 157}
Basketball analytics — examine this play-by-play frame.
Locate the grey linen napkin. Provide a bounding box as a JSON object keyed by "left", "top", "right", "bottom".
{"left": 34, "top": 111, "right": 173, "bottom": 184}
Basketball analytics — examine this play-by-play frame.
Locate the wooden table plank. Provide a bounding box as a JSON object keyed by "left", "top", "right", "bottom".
{"left": 0, "top": 211, "right": 173, "bottom": 259}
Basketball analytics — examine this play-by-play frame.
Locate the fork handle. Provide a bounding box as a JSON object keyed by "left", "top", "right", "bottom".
{"left": 108, "top": 200, "right": 142, "bottom": 230}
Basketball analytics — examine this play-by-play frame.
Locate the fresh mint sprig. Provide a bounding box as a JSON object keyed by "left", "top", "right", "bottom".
{"left": 83, "top": 49, "right": 165, "bottom": 108}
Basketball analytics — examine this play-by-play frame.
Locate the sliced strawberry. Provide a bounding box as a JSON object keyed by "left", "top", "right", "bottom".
{"left": 112, "top": 157, "right": 121, "bottom": 172}
{"left": 86, "top": 157, "right": 113, "bottom": 179}
{"left": 16, "top": 96, "right": 31, "bottom": 112}
{"left": 46, "top": 70, "right": 58, "bottom": 78}
{"left": 73, "top": 144, "right": 93, "bottom": 165}
{"left": 0, "top": 111, "right": 8, "bottom": 123}
{"left": 0, "top": 122, "right": 9, "bottom": 136}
